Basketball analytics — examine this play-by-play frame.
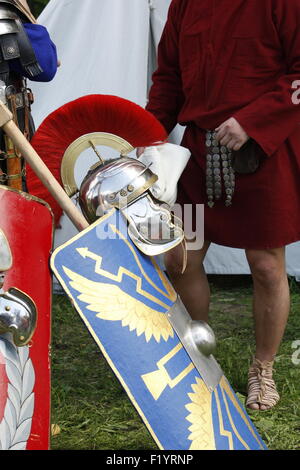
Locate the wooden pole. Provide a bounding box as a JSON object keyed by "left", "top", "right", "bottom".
{"left": 14, "top": 0, "right": 37, "bottom": 24}
{"left": 0, "top": 101, "right": 89, "bottom": 232}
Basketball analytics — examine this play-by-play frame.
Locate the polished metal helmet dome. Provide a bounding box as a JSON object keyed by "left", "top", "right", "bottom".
{"left": 79, "top": 156, "right": 158, "bottom": 223}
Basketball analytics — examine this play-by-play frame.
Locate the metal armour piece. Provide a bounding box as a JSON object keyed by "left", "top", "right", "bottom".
{"left": 79, "top": 156, "right": 185, "bottom": 255}
{"left": 167, "top": 297, "right": 222, "bottom": 391}
{"left": 0, "top": 1, "right": 33, "bottom": 23}
{"left": 189, "top": 320, "right": 216, "bottom": 357}
{"left": 123, "top": 194, "right": 184, "bottom": 256}
{"left": 0, "top": 6, "right": 19, "bottom": 35}
{"left": 0, "top": 1, "right": 42, "bottom": 80}
{"left": 0, "top": 287, "right": 37, "bottom": 346}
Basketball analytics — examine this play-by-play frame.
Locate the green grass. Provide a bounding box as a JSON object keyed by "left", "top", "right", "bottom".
{"left": 50, "top": 275, "right": 300, "bottom": 450}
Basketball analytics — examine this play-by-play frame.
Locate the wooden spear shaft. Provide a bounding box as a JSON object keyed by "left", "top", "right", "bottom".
{"left": 0, "top": 101, "right": 89, "bottom": 232}
{"left": 14, "top": 0, "right": 37, "bottom": 24}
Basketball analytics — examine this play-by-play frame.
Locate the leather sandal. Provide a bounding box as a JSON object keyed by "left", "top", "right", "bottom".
{"left": 246, "top": 357, "right": 280, "bottom": 411}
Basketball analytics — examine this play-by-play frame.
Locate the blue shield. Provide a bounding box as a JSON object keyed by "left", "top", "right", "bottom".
{"left": 51, "top": 209, "right": 266, "bottom": 450}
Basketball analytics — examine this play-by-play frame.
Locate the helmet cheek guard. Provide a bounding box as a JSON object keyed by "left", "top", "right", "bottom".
{"left": 123, "top": 194, "right": 184, "bottom": 256}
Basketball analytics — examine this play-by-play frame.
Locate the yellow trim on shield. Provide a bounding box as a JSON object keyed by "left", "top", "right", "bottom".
{"left": 214, "top": 386, "right": 234, "bottom": 450}
{"left": 220, "top": 376, "right": 265, "bottom": 450}
{"left": 220, "top": 383, "right": 250, "bottom": 450}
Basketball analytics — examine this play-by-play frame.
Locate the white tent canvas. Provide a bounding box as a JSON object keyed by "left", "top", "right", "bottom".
{"left": 30, "top": 0, "right": 300, "bottom": 278}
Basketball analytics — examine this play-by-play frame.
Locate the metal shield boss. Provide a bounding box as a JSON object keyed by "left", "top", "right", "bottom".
{"left": 0, "top": 185, "right": 53, "bottom": 450}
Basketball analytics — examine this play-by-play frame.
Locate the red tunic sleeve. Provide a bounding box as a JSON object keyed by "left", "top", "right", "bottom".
{"left": 146, "top": 0, "right": 186, "bottom": 134}
{"left": 233, "top": 0, "right": 300, "bottom": 157}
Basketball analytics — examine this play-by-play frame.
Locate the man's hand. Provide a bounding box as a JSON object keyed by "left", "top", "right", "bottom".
{"left": 215, "top": 117, "right": 249, "bottom": 151}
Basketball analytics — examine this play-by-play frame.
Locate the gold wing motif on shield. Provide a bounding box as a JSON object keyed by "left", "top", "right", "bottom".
{"left": 63, "top": 267, "right": 174, "bottom": 343}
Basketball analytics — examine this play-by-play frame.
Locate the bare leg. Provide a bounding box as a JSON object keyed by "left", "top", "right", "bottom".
{"left": 245, "top": 247, "right": 290, "bottom": 410}
{"left": 246, "top": 247, "right": 290, "bottom": 362}
{"left": 164, "top": 241, "right": 211, "bottom": 322}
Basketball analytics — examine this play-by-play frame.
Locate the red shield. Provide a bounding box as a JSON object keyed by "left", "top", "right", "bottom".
{"left": 0, "top": 185, "right": 53, "bottom": 450}
{"left": 0, "top": 350, "right": 8, "bottom": 423}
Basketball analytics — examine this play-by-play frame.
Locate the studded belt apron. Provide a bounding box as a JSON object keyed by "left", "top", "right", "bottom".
{"left": 205, "top": 130, "right": 235, "bottom": 208}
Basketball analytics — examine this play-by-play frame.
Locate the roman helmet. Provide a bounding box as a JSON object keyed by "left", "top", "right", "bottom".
{"left": 27, "top": 94, "right": 186, "bottom": 257}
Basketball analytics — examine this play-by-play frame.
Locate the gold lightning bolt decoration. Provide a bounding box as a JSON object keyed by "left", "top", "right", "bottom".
{"left": 76, "top": 246, "right": 172, "bottom": 310}
{"left": 63, "top": 267, "right": 174, "bottom": 343}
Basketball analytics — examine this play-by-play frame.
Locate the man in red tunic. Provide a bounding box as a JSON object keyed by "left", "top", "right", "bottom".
{"left": 146, "top": 0, "right": 300, "bottom": 410}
